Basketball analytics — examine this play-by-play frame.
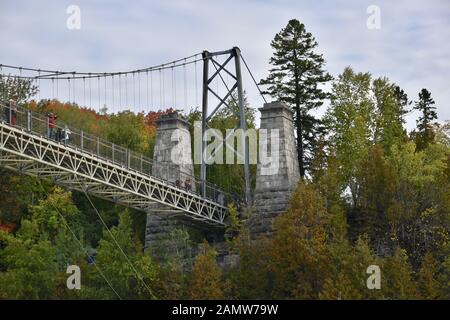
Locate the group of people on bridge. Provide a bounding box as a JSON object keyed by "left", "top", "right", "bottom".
{"left": 175, "top": 177, "right": 227, "bottom": 206}
{"left": 2, "top": 99, "right": 17, "bottom": 125}
{"left": 46, "top": 112, "right": 71, "bottom": 146}
{"left": 2, "top": 99, "right": 238, "bottom": 207}
{"left": 175, "top": 177, "right": 192, "bottom": 192}
{"left": 1, "top": 99, "right": 71, "bottom": 146}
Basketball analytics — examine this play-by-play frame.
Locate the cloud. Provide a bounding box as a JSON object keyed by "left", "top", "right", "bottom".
{"left": 0, "top": 0, "right": 449, "bottom": 129}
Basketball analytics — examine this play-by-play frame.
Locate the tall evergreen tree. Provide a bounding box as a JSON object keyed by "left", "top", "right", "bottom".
{"left": 188, "top": 242, "right": 224, "bottom": 300}
{"left": 260, "top": 19, "right": 332, "bottom": 178}
{"left": 393, "top": 85, "right": 411, "bottom": 121}
{"left": 414, "top": 88, "right": 438, "bottom": 150}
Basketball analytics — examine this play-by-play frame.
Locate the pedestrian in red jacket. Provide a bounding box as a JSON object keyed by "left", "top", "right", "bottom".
{"left": 47, "top": 112, "right": 58, "bottom": 139}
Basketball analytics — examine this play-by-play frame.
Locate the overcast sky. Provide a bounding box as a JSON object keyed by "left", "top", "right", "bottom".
{"left": 1, "top": 0, "right": 449, "bottom": 130}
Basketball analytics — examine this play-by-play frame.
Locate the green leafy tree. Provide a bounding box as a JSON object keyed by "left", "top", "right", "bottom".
{"left": 382, "top": 248, "right": 418, "bottom": 299}
{"left": 104, "top": 110, "right": 152, "bottom": 155}
{"left": 418, "top": 252, "right": 442, "bottom": 299}
{"left": 0, "top": 188, "right": 85, "bottom": 299}
{"left": 439, "top": 255, "right": 450, "bottom": 299}
{"left": 325, "top": 67, "right": 375, "bottom": 205}
{"left": 0, "top": 169, "right": 46, "bottom": 227}
{"left": 0, "top": 230, "right": 58, "bottom": 299}
{"left": 356, "top": 145, "right": 395, "bottom": 244}
{"left": 386, "top": 142, "right": 449, "bottom": 265}
{"left": 186, "top": 92, "right": 257, "bottom": 197}
{"left": 87, "top": 210, "right": 158, "bottom": 299}
{"left": 320, "top": 273, "right": 362, "bottom": 300}
{"left": 325, "top": 68, "right": 410, "bottom": 210}
{"left": 228, "top": 225, "right": 272, "bottom": 299}
{"left": 0, "top": 76, "right": 38, "bottom": 104}
{"left": 260, "top": 19, "right": 332, "bottom": 178}
{"left": 320, "top": 238, "right": 382, "bottom": 300}
{"left": 225, "top": 203, "right": 243, "bottom": 241}
{"left": 373, "top": 79, "right": 407, "bottom": 152}
{"left": 267, "top": 182, "right": 330, "bottom": 299}
{"left": 151, "top": 228, "right": 194, "bottom": 272}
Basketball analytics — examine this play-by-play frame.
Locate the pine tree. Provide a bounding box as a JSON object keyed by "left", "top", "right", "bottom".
{"left": 268, "top": 182, "right": 330, "bottom": 299}
{"left": 382, "top": 248, "right": 418, "bottom": 299}
{"left": 188, "top": 242, "right": 224, "bottom": 299}
{"left": 393, "top": 85, "right": 411, "bottom": 122}
{"left": 260, "top": 19, "right": 332, "bottom": 178}
{"left": 414, "top": 88, "right": 438, "bottom": 150}
{"left": 418, "top": 252, "right": 442, "bottom": 299}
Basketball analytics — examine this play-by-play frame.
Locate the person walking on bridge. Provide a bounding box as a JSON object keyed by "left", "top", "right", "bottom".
{"left": 61, "top": 125, "right": 71, "bottom": 145}
{"left": 3, "top": 101, "right": 11, "bottom": 123}
{"left": 47, "top": 112, "right": 58, "bottom": 139}
{"left": 8, "top": 99, "right": 17, "bottom": 126}
{"left": 184, "top": 177, "right": 192, "bottom": 192}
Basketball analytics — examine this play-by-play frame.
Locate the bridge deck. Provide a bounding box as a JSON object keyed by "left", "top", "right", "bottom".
{"left": 0, "top": 103, "right": 229, "bottom": 227}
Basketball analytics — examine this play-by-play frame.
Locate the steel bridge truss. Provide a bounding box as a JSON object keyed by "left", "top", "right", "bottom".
{"left": 0, "top": 122, "right": 227, "bottom": 227}
{"left": 201, "top": 47, "right": 251, "bottom": 204}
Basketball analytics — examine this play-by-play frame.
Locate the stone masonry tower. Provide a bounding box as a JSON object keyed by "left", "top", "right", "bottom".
{"left": 249, "top": 101, "right": 300, "bottom": 238}
{"left": 151, "top": 112, "right": 194, "bottom": 185}
{"left": 145, "top": 112, "right": 194, "bottom": 250}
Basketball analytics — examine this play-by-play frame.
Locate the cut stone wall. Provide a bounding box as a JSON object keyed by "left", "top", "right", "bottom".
{"left": 151, "top": 112, "right": 195, "bottom": 186}
{"left": 144, "top": 102, "right": 300, "bottom": 266}
{"left": 248, "top": 101, "right": 300, "bottom": 238}
{"left": 144, "top": 112, "right": 194, "bottom": 251}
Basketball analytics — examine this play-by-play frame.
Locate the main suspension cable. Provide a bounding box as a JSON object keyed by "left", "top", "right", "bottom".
{"left": 240, "top": 53, "right": 268, "bottom": 104}
{"left": 0, "top": 53, "right": 203, "bottom": 80}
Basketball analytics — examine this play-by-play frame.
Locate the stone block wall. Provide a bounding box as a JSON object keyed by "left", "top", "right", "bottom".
{"left": 248, "top": 101, "right": 300, "bottom": 238}
{"left": 145, "top": 112, "right": 194, "bottom": 251}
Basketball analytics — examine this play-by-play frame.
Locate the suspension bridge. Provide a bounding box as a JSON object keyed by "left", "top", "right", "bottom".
{"left": 0, "top": 47, "right": 264, "bottom": 227}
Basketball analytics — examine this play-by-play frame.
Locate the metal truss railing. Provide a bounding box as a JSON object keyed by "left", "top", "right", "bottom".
{"left": 0, "top": 103, "right": 230, "bottom": 226}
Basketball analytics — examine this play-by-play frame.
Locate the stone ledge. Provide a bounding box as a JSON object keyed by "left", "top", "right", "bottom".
{"left": 259, "top": 101, "right": 292, "bottom": 114}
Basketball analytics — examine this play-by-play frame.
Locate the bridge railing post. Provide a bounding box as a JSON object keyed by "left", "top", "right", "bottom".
{"left": 80, "top": 130, "right": 84, "bottom": 151}
{"left": 46, "top": 116, "right": 49, "bottom": 138}
{"left": 27, "top": 110, "right": 31, "bottom": 131}
{"left": 112, "top": 143, "right": 115, "bottom": 163}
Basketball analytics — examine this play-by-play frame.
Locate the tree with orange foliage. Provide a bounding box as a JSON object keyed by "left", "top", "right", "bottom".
{"left": 188, "top": 242, "right": 224, "bottom": 300}
{"left": 268, "top": 182, "right": 331, "bottom": 299}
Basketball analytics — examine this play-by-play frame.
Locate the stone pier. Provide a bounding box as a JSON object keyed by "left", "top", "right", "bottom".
{"left": 144, "top": 112, "right": 194, "bottom": 251}
{"left": 248, "top": 101, "right": 300, "bottom": 238}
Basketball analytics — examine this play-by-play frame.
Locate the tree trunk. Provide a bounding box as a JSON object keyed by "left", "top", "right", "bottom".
{"left": 293, "top": 60, "right": 305, "bottom": 179}
{"left": 296, "top": 108, "right": 305, "bottom": 179}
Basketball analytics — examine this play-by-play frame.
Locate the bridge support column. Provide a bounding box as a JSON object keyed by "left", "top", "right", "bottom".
{"left": 144, "top": 112, "right": 195, "bottom": 254}
{"left": 248, "top": 101, "right": 300, "bottom": 238}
